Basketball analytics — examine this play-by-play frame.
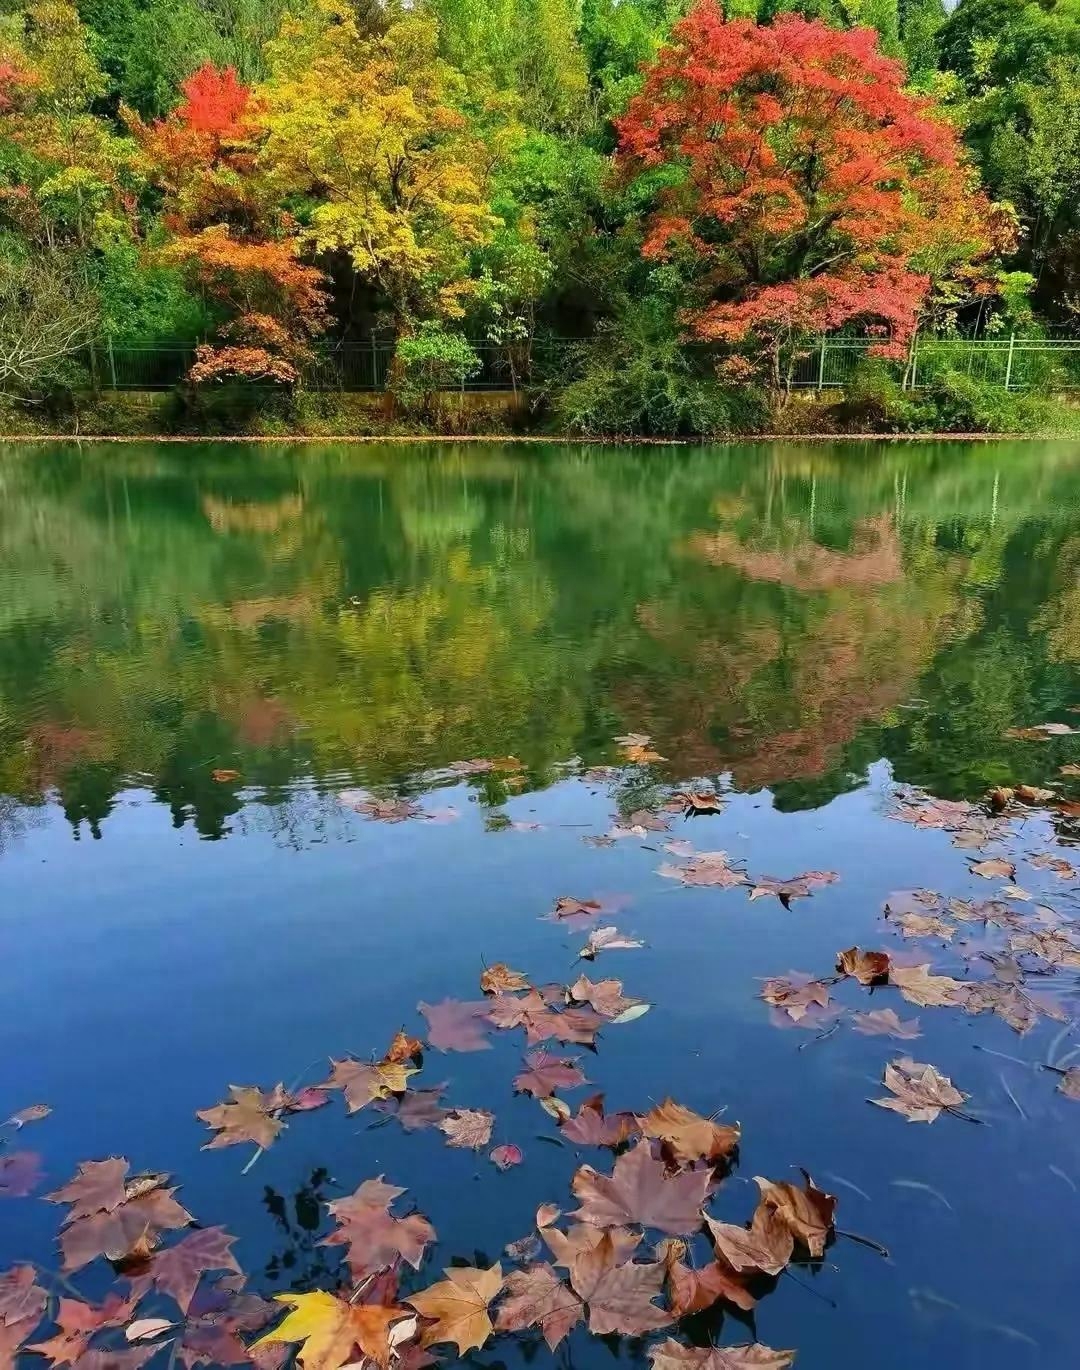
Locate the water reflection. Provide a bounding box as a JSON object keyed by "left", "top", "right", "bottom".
{"left": 0, "top": 440, "right": 1078, "bottom": 842}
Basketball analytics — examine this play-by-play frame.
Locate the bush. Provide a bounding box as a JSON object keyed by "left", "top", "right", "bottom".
{"left": 392, "top": 326, "right": 481, "bottom": 415}
{"left": 553, "top": 306, "right": 767, "bottom": 437}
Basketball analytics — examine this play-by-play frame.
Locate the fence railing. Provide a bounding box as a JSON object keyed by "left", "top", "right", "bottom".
{"left": 87, "top": 335, "right": 1080, "bottom": 394}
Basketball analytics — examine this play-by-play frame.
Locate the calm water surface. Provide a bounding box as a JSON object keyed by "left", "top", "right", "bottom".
{"left": 2, "top": 440, "right": 1080, "bottom": 1369}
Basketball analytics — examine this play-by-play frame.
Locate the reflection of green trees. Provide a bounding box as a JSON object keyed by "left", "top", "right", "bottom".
{"left": 0, "top": 439, "right": 1078, "bottom": 837}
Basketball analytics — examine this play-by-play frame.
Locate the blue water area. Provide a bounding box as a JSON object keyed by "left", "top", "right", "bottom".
{"left": 1, "top": 440, "right": 1079, "bottom": 1369}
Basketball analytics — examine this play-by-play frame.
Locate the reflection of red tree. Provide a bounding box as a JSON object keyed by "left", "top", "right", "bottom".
{"left": 29, "top": 724, "right": 102, "bottom": 784}
{"left": 233, "top": 695, "right": 293, "bottom": 746}
{"left": 686, "top": 515, "right": 902, "bottom": 591}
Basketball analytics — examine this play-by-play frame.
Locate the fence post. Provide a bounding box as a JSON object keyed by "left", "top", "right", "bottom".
{"left": 909, "top": 333, "right": 918, "bottom": 391}
{"left": 817, "top": 337, "right": 826, "bottom": 390}
{"left": 1004, "top": 332, "right": 1016, "bottom": 391}
{"left": 106, "top": 336, "right": 118, "bottom": 389}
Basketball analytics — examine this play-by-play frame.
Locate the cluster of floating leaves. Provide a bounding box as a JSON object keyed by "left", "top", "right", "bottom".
{"left": 757, "top": 760, "right": 1080, "bottom": 1120}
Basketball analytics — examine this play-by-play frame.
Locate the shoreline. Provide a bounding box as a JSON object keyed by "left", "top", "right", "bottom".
{"left": 0, "top": 431, "right": 1070, "bottom": 444}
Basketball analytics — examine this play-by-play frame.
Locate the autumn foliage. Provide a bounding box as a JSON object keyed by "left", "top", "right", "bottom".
{"left": 617, "top": 2, "right": 1003, "bottom": 386}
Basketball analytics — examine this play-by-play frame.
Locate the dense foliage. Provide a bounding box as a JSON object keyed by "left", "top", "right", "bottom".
{"left": 0, "top": 0, "right": 1074, "bottom": 428}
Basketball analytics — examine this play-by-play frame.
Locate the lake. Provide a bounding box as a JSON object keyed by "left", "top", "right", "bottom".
{"left": 1, "top": 439, "right": 1079, "bottom": 1370}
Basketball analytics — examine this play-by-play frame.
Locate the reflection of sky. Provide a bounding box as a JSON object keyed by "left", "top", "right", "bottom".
{"left": 1, "top": 760, "right": 1077, "bottom": 1367}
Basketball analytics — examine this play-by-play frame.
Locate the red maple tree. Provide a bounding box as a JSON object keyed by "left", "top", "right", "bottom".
{"left": 616, "top": 2, "right": 1003, "bottom": 389}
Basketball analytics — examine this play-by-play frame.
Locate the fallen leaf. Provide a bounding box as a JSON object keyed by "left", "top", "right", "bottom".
{"left": 1030, "top": 852, "right": 1077, "bottom": 877}
{"left": 323, "top": 1179, "right": 435, "bottom": 1277}
{"left": 439, "top": 1109, "right": 494, "bottom": 1150}
{"left": 970, "top": 858, "right": 1016, "bottom": 880}
{"left": 754, "top": 1175, "right": 836, "bottom": 1257}
{"left": 125, "top": 1319, "right": 175, "bottom": 1343}
{"left": 418, "top": 1000, "right": 492, "bottom": 1053}
{"left": 504, "top": 1234, "right": 543, "bottom": 1264}
{"left": 837, "top": 947, "right": 891, "bottom": 985}
{"left": 649, "top": 1336, "right": 795, "bottom": 1370}
{"left": 355, "top": 797, "right": 423, "bottom": 822}
{"left": 639, "top": 1099, "right": 740, "bottom": 1166}
{"left": 375, "top": 1086, "right": 449, "bottom": 1132}
{"left": 552, "top": 897, "right": 604, "bottom": 923}
{"left": 321, "top": 1058, "right": 416, "bottom": 1114}
{"left": 514, "top": 1051, "right": 589, "bottom": 1099}
{"left": 568, "top": 1233, "right": 669, "bottom": 1335}
{"left": 0, "top": 1153, "right": 42, "bottom": 1198}
{"left": 537, "top": 1204, "right": 561, "bottom": 1228}
{"left": 759, "top": 973, "right": 830, "bottom": 1023}
{"left": 678, "top": 790, "right": 724, "bottom": 814}
{"left": 560, "top": 1095, "right": 640, "bottom": 1148}
{"left": 494, "top": 1263, "right": 582, "bottom": 1349}
{"left": 704, "top": 1206, "right": 792, "bottom": 1277}
{"left": 146, "top": 1227, "right": 241, "bottom": 1314}
{"left": 285, "top": 1087, "right": 330, "bottom": 1113}
{"left": 539, "top": 1098, "right": 571, "bottom": 1124}
{"left": 658, "top": 852, "right": 748, "bottom": 889}
{"left": 1009, "top": 930, "right": 1080, "bottom": 968}
{"left": 490, "top": 1145, "right": 524, "bottom": 1171}
{"left": 480, "top": 964, "right": 530, "bottom": 995}
{"left": 406, "top": 1265, "right": 504, "bottom": 1354}
{"left": 1005, "top": 723, "right": 1079, "bottom": 739}
{"left": 571, "top": 1139, "right": 711, "bottom": 1235}
{"left": 891, "top": 796, "right": 976, "bottom": 829}
{"left": 6, "top": 1105, "right": 50, "bottom": 1129}
{"left": 892, "top": 913, "right": 955, "bottom": 941}
{"left": 1014, "top": 785, "right": 1056, "bottom": 804}
{"left": 384, "top": 1030, "right": 424, "bottom": 1064}
{"left": 1057, "top": 1068, "right": 1080, "bottom": 1100}
{"left": 889, "top": 964, "right": 965, "bottom": 1008}
{"left": 569, "top": 975, "right": 639, "bottom": 1019}
{"left": 851, "top": 1009, "right": 922, "bottom": 1040}
{"left": 960, "top": 982, "right": 1037, "bottom": 1034}
{"left": 615, "top": 734, "right": 666, "bottom": 764}
{"left": 254, "top": 1290, "right": 412, "bottom": 1370}
{"left": 665, "top": 1257, "right": 754, "bottom": 1316}
{"left": 543, "top": 1222, "right": 642, "bottom": 1269}
{"left": 196, "top": 1086, "right": 288, "bottom": 1150}
{"left": 579, "top": 927, "right": 643, "bottom": 960}
{"left": 27, "top": 1295, "right": 137, "bottom": 1366}
{"left": 748, "top": 871, "right": 838, "bottom": 908}
{"left": 1060, "top": 765, "right": 1080, "bottom": 778}
{"left": 47, "top": 1158, "right": 129, "bottom": 1221}
{"left": 872, "top": 1057, "right": 968, "bottom": 1123}
{"left": 211, "top": 769, "right": 240, "bottom": 783}
{"left": 0, "top": 1265, "right": 48, "bottom": 1324}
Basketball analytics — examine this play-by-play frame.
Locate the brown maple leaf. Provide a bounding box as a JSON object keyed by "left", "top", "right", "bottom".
{"left": 704, "top": 1206, "right": 793, "bottom": 1277}
{"left": 196, "top": 1086, "right": 288, "bottom": 1150}
{"left": 568, "top": 1233, "right": 670, "bottom": 1336}
{"left": 47, "top": 1159, "right": 130, "bottom": 1221}
{"left": 6, "top": 1104, "right": 51, "bottom": 1129}
{"left": 494, "top": 1263, "right": 582, "bottom": 1349}
{"left": 254, "top": 1290, "right": 413, "bottom": 1370}
{"left": 375, "top": 1086, "right": 449, "bottom": 1132}
{"left": 754, "top": 1175, "right": 836, "bottom": 1257}
{"left": 27, "top": 1295, "right": 136, "bottom": 1367}
{"left": 323, "top": 1179, "right": 435, "bottom": 1277}
{"left": 514, "top": 1051, "right": 589, "bottom": 1099}
{"left": 748, "top": 871, "right": 837, "bottom": 907}
{"left": 639, "top": 1100, "right": 739, "bottom": 1166}
{"left": 552, "top": 897, "right": 605, "bottom": 924}
{"left": 0, "top": 1152, "right": 42, "bottom": 1199}
{"left": 568, "top": 975, "right": 639, "bottom": 1019}
{"left": 837, "top": 947, "right": 891, "bottom": 985}
{"left": 560, "top": 1095, "right": 640, "bottom": 1148}
{"left": 321, "top": 1058, "right": 415, "bottom": 1113}
{"left": 759, "top": 973, "right": 830, "bottom": 1023}
{"left": 892, "top": 912, "right": 955, "bottom": 940}
{"left": 889, "top": 964, "right": 965, "bottom": 1008}
{"left": 970, "top": 857, "right": 1016, "bottom": 880}
{"left": 961, "top": 982, "right": 1037, "bottom": 1034}
{"left": 663, "top": 1252, "right": 754, "bottom": 1316}
{"left": 384, "top": 1029, "right": 424, "bottom": 1064}
{"left": 1009, "top": 930, "right": 1080, "bottom": 968}
{"left": 439, "top": 1109, "right": 494, "bottom": 1150}
{"left": 542, "top": 1222, "right": 642, "bottom": 1269}
{"left": 59, "top": 1186, "right": 194, "bottom": 1272}
{"left": 490, "top": 1144, "right": 524, "bottom": 1171}
{"left": 1057, "top": 1067, "right": 1080, "bottom": 1100}
{"left": 658, "top": 852, "right": 748, "bottom": 889}
{"left": 406, "top": 1264, "right": 504, "bottom": 1354}
{"left": 0, "top": 1266, "right": 47, "bottom": 1325}
{"left": 571, "top": 1139, "right": 711, "bottom": 1235}
{"left": 851, "top": 1008, "right": 922, "bottom": 1040}
{"left": 872, "top": 1057, "right": 969, "bottom": 1123}
{"left": 145, "top": 1227, "right": 241, "bottom": 1314}
{"left": 579, "top": 926, "right": 644, "bottom": 960}
{"left": 480, "top": 964, "right": 530, "bottom": 995}
{"left": 418, "top": 999, "right": 493, "bottom": 1052}
{"left": 649, "top": 1336, "right": 795, "bottom": 1370}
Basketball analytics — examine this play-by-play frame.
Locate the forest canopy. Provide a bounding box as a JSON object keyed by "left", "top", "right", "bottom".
{"left": 0, "top": 0, "right": 1074, "bottom": 421}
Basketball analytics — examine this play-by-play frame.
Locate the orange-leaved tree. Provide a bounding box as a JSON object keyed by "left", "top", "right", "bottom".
{"left": 130, "top": 63, "right": 328, "bottom": 386}
{"left": 615, "top": 1, "right": 1007, "bottom": 392}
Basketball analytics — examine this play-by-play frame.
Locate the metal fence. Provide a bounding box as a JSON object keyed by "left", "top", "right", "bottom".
{"left": 89, "top": 334, "right": 1080, "bottom": 393}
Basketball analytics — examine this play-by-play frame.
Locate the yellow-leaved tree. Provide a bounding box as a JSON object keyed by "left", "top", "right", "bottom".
{"left": 259, "top": 0, "right": 498, "bottom": 331}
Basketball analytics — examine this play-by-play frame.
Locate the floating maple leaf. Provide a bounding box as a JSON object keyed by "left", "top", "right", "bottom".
{"left": 351, "top": 796, "right": 423, "bottom": 823}
{"left": 748, "top": 871, "right": 838, "bottom": 907}
{"left": 375, "top": 1086, "right": 449, "bottom": 1132}
{"left": 614, "top": 734, "right": 666, "bottom": 764}
{"left": 406, "top": 1264, "right": 504, "bottom": 1354}
{"left": 760, "top": 973, "right": 830, "bottom": 1023}
{"left": 1009, "top": 930, "right": 1080, "bottom": 968}
{"left": 579, "top": 927, "right": 644, "bottom": 960}
{"left": 0, "top": 1265, "right": 47, "bottom": 1325}
{"left": 961, "top": 982, "right": 1036, "bottom": 1034}
{"left": 704, "top": 1207, "right": 792, "bottom": 1277}
{"left": 514, "top": 1051, "right": 589, "bottom": 1099}
{"left": 1057, "top": 1068, "right": 1080, "bottom": 1100}
{"left": 320, "top": 1057, "right": 416, "bottom": 1113}
{"left": 890, "top": 795, "right": 976, "bottom": 829}
{"left": 196, "top": 1086, "right": 288, "bottom": 1150}
{"left": 439, "top": 1109, "right": 494, "bottom": 1150}
{"left": 5, "top": 1104, "right": 50, "bottom": 1129}
{"left": 568, "top": 975, "right": 640, "bottom": 1020}
{"left": 851, "top": 1008, "right": 921, "bottom": 1040}
{"left": 418, "top": 999, "right": 493, "bottom": 1052}
{"left": 47, "top": 1158, "right": 129, "bottom": 1220}
{"left": 754, "top": 1175, "right": 836, "bottom": 1257}
{"left": 323, "top": 1178, "right": 435, "bottom": 1277}
{"left": 567, "top": 1234, "right": 668, "bottom": 1335}
{"left": 542, "top": 1221, "right": 642, "bottom": 1269}
{"left": 480, "top": 964, "right": 530, "bottom": 995}
{"left": 255, "top": 1289, "right": 413, "bottom": 1370}
{"left": 892, "top": 912, "right": 955, "bottom": 940}
{"left": 143, "top": 1227, "right": 241, "bottom": 1314}
{"left": 560, "top": 1095, "right": 640, "bottom": 1148}
{"left": 0, "top": 1152, "right": 42, "bottom": 1198}
{"left": 664, "top": 1249, "right": 754, "bottom": 1316}
{"left": 658, "top": 852, "right": 747, "bottom": 889}
{"left": 550, "top": 897, "right": 606, "bottom": 928}
{"left": 872, "top": 1057, "right": 969, "bottom": 1123}
{"left": 970, "top": 857, "right": 1016, "bottom": 881}
{"left": 571, "top": 1140, "right": 711, "bottom": 1235}
{"left": 639, "top": 1099, "right": 739, "bottom": 1166}
{"left": 490, "top": 1144, "right": 524, "bottom": 1171}
{"left": 1030, "top": 852, "right": 1077, "bottom": 877}
{"left": 889, "top": 963, "right": 965, "bottom": 1008}
{"left": 28, "top": 1294, "right": 137, "bottom": 1366}
{"left": 649, "top": 1336, "right": 795, "bottom": 1370}
{"left": 837, "top": 947, "right": 890, "bottom": 985}
{"left": 494, "top": 1263, "right": 582, "bottom": 1349}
